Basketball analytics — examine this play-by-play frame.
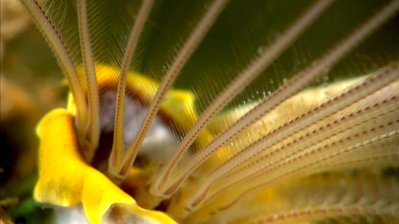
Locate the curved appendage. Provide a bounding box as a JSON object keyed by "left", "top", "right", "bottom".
{"left": 108, "top": 0, "right": 155, "bottom": 178}
{"left": 162, "top": 1, "right": 399, "bottom": 198}
{"left": 118, "top": 0, "right": 230, "bottom": 176}
{"left": 187, "top": 64, "right": 399, "bottom": 210}
{"left": 153, "top": 0, "right": 335, "bottom": 195}
{"left": 20, "top": 0, "right": 88, "bottom": 138}
{"left": 76, "top": 0, "right": 100, "bottom": 161}
{"left": 185, "top": 173, "right": 399, "bottom": 223}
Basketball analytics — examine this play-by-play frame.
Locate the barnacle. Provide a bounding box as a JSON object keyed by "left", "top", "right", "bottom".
{"left": 5, "top": 0, "right": 399, "bottom": 223}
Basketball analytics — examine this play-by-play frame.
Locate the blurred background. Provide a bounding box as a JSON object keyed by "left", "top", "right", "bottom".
{"left": 1, "top": 0, "right": 66, "bottom": 222}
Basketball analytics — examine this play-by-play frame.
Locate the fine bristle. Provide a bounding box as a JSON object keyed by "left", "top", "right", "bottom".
{"left": 21, "top": 0, "right": 88, "bottom": 133}
{"left": 204, "top": 111, "right": 398, "bottom": 209}
{"left": 159, "top": 1, "right": 399, "bottom": 198}
{"left": 108, "top": 0, "right": 155, "bottom": 177}
{"left": 186, "top": 172, "right": 399, "bottom": 223}
{"left": 208, "top": 64, "right": 398, "bottom": 190}
{"left": 117, "top": 0, "right": 230, "bottom": 176}
{"left": 153, "top": 0, "right": 335, "bottom": 194}
{"left": 77, "top": 0, "right": 100, "bottom": 161}
{"left": 216, "top": 93, "right": 398, "bottom": 189}
{"left": 186, "top": 65, "right": 399, "bottom": 210}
